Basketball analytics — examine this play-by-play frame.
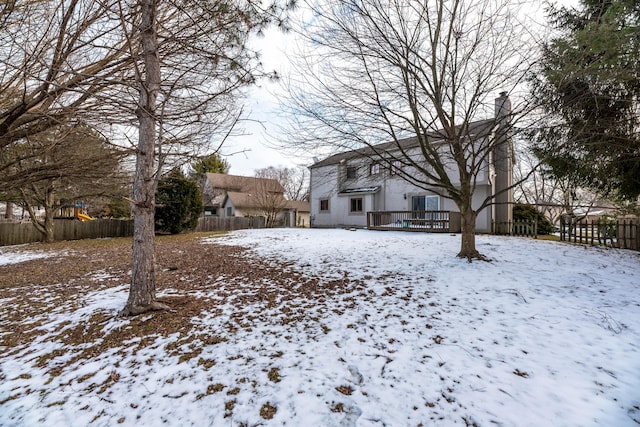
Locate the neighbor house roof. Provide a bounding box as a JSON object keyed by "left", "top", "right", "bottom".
{"left": 310, "top": 119, "right": 496, "bottom": 169}
{"left": 286, "top": 200, "right": 310, "bottom": 212}
{"left": 205, "top": 173, "right": 285, "bottom": 194}
{"left": 224, "top": 191, "right": 288, "bottom": 210}
{"left": 204, "top": 173, "right": 286, "bottom": 208}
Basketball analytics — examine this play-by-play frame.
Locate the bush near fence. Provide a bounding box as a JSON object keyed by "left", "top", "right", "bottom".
{"left": 0, "top": 216, "right": 266, "bottom": 246}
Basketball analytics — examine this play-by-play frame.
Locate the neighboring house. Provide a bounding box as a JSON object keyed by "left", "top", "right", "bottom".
{"left": 205, "top": 173, "right": 309, "bottom": 227}
{"left": 309, "top": 95, "right": 513, "bottom": 233}
{"left": 285, "top": 200, "right": 311, "bottom": 228}
{"left": 202, "top": 173, "right": 285, "bottom": 217}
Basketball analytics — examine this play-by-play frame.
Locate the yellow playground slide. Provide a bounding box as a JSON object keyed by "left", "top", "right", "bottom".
{"left": 77, "top": 213, "right": 93, "bottom": 221}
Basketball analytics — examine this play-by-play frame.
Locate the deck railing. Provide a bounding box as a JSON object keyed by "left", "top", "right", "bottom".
{"left": 367, "top": 211, "right": 459, "bottom": 232}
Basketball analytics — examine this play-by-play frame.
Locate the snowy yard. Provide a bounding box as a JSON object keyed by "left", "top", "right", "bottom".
{"left": 0, "top": 228, "right": 639, "bottom": 426}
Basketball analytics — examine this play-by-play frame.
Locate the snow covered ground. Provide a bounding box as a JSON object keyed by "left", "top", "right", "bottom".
{"left": 1, "top": 228, "right": 639, "bottom": 426}
{"left": 0, "top": 248, "right": 52, "bottom": 266}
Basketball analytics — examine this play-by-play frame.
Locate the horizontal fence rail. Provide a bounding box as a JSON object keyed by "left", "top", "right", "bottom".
{"left": 560, "top": 216, "right": 639, "bottom": 251}
{"left": 367, "top": 211, "right": 460, "bottom": 233}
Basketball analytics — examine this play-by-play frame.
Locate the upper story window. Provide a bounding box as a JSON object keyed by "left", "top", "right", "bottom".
{"left": 319, "top": 199, "right": 329, "bottom": 212}
{"left": 369, "top": 163, "right": 380, "bottom": 175}
{"left": 390, "top": 160, "right": 403, "bottom": 175}
{"left": 346, "top": 166, "right": 357, "bottom": 179}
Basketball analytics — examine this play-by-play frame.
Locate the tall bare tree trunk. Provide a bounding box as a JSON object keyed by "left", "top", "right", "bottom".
{"left": 5, "top": 201, "right": 13, "bottom": 219}
{"left": 121, "top": 0, "right": 168, "bottom": 316}
{"left": 43, "top": 189, "right": 56, "bottom": 243}
{"left": 458, "top": 209, "right": 480, "bottom": 261}
{"left": 22, "top": 187, "right": 57, "bottom": 243}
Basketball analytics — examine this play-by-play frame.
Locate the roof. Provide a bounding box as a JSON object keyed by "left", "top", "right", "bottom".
{"left": 286, "top": 200, "right": 311, "bottom": 212}
{"left": 224, "top": 191, "right": 288, "bottom": 210}
{"left": 205, "top": 173, "right": 285, "bottom": 194}
{"left": 338, "top": 187, "right": 380, "bottom": 195}
{"left": 310, "top": 119, "right": 496, "bottom": 169}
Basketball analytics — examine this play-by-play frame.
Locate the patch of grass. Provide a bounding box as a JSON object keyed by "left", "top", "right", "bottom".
{"left": 513, "top": 369, "right": 529, "bottom": 378}
{"left": 75, "top": 372, "right": 96, "bottom": 383}
{"left": 335, "top": 385, "right": 353, "bottom": 395}
{"left": 267, "top": 367, "right": 281, "bottom": 383}
{"left": 260, "top": 402, "right": 277, "bottom": 420}
{"left": 0, "top": 393, "right": 21, "bottom": 405}
{"left": 224, "top": 399, "right": 236, "bottom": 418}
{"left": 197, "top": 358, "right": 216, "bottom": 369}
{"left": 330, "top": 402, "right": 345, "bottom": 413}
{"left": 13, "top": 373, "right": 32, "bottom": 380}
{"left": 199, "top": 334, "right": 227, "bottom": 345}
{"left": 207, "top": 383, "right": 224, "bottom": 394}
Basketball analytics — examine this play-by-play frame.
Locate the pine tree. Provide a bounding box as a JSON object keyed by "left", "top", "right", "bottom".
{"left": 155, "top": 169, "right": 203, "bottom": 234}
{"left": 531, "top": 0, "right": 640, "bottom": 200}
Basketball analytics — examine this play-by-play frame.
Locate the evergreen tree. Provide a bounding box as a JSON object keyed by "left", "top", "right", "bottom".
{"left": 188, "top": 153, "right": 230, "bottom": 184}
{"left": 155, "top": 169, "right": 203, "bottom": 234}
{"left": 531, "top": 0, "right": 640, "bottom": 200}
{"left": 513, "top": 203, "right": 555, "bottom": 235}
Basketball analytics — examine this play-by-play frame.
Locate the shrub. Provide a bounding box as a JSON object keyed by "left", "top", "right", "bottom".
{"left": 155, "top": 169, "right": 203, "bottom": 234}
{"left": 513, "top": 203, "right": 554, "bottom": 235}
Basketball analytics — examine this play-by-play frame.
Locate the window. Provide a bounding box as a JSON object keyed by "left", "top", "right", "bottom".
{"left": 346, "top": 166, "right": 357, "bottom": 179}
{"left": 369, "top": 163, "right": 380, "bottom": 175}
{"left": 390, "top": 160, "right": 402, "bottom": 175}
{"left": 226, "top": 207, "right": 233, "bottom": 217}
{"left": 350, "top": 197, "right": 363, "bottom": 213}
{"left": 411, "top": 195, "right": 440, "bottom": 211}
{"left": 426, "top": 195, "right": 440, "bottom": 211}
{"left": 320, "top": 199, "right": 329, "bottom": 212}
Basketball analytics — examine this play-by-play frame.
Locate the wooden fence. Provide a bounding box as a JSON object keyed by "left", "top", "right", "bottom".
{"left": 493, "top": 219, "right": 538, "bottom": 237}
{"left": 0, "top": 216, "right": 266, "bottom": 246}
{"left": 0, "top": 219, "right": 134, "bottom": 246}
{"left": 195, "top": 216, "right": 265, "bottom": 232}
{"left": 560, "top": 216, "right": 639, "bottom": 251}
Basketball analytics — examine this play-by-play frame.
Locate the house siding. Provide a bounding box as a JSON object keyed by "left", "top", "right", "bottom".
{"left": 309, "top": 94, "right": 512, "bottom": 233}
{"left": 311, "top": 162, "right": 494, "bottom": 232}
{"left": 309, "top": 128, "right": 506, "bottom": 232}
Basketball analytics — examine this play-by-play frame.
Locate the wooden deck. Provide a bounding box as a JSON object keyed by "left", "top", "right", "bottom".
{"left": 367, "top": 211, "right": 461, "bottom": 233}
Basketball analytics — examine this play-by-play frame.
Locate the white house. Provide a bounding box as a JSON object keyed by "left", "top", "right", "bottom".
{"left": 309, "top": 94, "right": 514, "bottom": 233}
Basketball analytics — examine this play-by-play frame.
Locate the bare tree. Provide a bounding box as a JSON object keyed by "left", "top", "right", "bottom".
{"left": 0, "top": 0, "right": 132, "bottom": 161}
{"left": 514, "top": 145, "right": 601, "bottom": 225}
{"left": 117, "top": 0, "right": 291, "bottom": 316}
{"left": 255, "top": 166, "right": 309, "bottom": 201}
{"left": 282, "top": 0, "right": 539, "bottom": 260}
{"left": 1, "top": 0, "right": 292, "bottom": 314}
{"left": 3, "top": 124, "right": 128, "bottom": 242}
{"left": 248, "top": 177, "right": 289, "bottom": 227}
